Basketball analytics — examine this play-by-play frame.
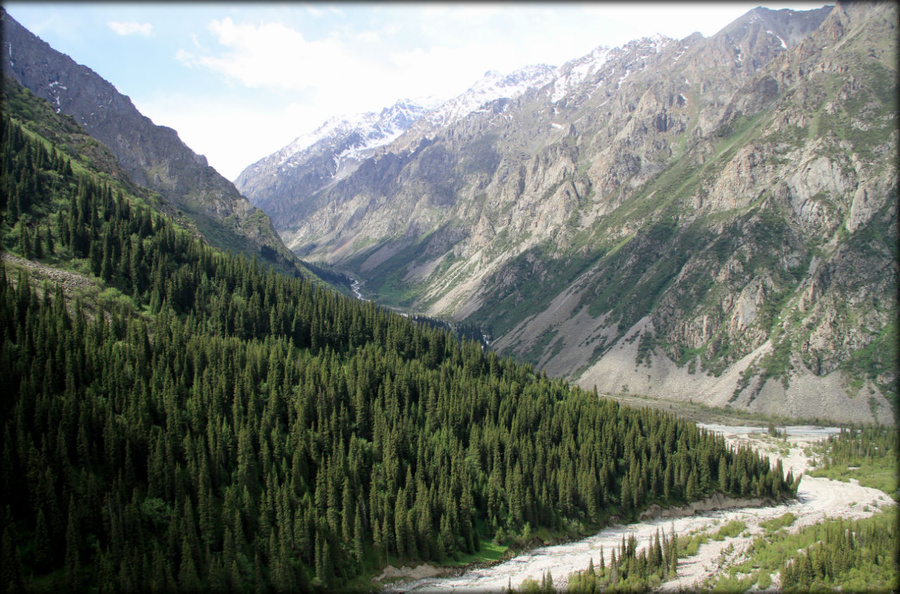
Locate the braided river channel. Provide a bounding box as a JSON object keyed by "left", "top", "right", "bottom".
{"left": 383, "top": 425, "right": 894, "bottom": 592}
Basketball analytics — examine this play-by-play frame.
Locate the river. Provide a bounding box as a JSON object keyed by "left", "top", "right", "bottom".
{"left": 351, "top": 278, "right": 367, "bottom": 301}
{"left": 387, "top": 424, "right": 894, "bottom": 592}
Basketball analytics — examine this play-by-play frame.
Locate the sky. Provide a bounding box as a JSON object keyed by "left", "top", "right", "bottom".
{"left": 5, "top": 2, "right": 829, "bottom": 181}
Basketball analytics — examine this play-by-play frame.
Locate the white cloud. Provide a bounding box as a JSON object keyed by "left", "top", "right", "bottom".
{"left": 108, "top": 20, "right": 153, "bottom": 37}
{"left": 173, "top": 16, "right": 482, "bottom": 125}
{"left": 177, "top": 18, "right": 362, "bottom": 92}
{"left": 137, "top": 91, "right": 343, "bottom": 181}
{"left": 301, "top": 3, "right": 344, "bottom": 19}
{"left": 356, "top": 30, "right": 382, "bottom": 44}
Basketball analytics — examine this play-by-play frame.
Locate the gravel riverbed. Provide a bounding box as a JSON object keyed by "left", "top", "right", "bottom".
{"left": 387, "top": 424, "right": 894, "bottom": 592}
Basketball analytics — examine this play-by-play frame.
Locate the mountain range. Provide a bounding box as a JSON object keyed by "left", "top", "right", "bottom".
{"left": 233, "top": 66, "right": 558, "bottom": 249}
{"left": 0, "top": 4, "right": 893, "bottom": 590}
{"left": 236, "top": 2, "right": 897, "bottom": 425}
{"left": 1, "top": 3, "right": 895, "bottom": 425}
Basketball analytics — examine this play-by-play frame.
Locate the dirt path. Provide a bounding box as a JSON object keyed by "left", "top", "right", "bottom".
{"left": 393, "top": 425, "right": 894, "bottom": 592}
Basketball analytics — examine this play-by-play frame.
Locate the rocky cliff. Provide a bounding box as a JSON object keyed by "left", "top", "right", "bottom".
{"left": 235, "top": 3, "right": 898, "bottom": 424}
{"left": 1, "top": 8, "right": 299, "bottom": 274}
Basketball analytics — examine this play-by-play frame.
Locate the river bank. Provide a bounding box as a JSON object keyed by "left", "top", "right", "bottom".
{"left": 387, "top": 425, "right": 894, "bottom": 592}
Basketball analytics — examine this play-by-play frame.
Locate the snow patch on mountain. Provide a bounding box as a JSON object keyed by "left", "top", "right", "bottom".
{"left": 423, "top": 64, "right": 556, "bottom": 127}
{"left": 549, "top": 35, "right": 674, "bottom": 102}
{"left": 550, "top": 45, "right": 613, "bottom": 102}
{"left": 273, "top": 99, "right": 434, "bottom": 171}
{"left": 767, "top": 30, "right": 788, "bottom": 49}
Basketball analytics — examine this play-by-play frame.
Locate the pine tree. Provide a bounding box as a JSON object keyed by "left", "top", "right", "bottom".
{"left": 33, "top": 226, "right": 44, "bottom": 259}
{"left": 177, "top": 534, "right": 202, "bottom": 591}
{"left": 34, "top": 508, "right": 52, "bottom": 573}
{"left": 540, "top": 570, "right": 554, "bottom": 592}
{"left": 65, "top": 502, "right": 81, "bottom": 589}
{"left": 1, "top": 525, "right": 24, "bottom": 593}
{"left": 353, "top": 503, "right": 366, "bottom": 567}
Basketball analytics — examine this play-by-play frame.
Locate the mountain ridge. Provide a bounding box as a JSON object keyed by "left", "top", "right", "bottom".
{"left": 234, "top": 64, "right": 560, "bottom": 239}
{"left": 1, "top": 7, "right": 301, "bottom": 275}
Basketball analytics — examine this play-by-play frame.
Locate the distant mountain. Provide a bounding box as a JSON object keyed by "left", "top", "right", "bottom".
{"left": 1, "top": 7, "right": 300, "bottom": 274}
{"left": 415, "top": 64, "right": 556, "bottom": 129}
{"left": 234, "top": 99, "right": 436, "bottom": 230}
{"left": 237, "top": 3, "right": 898, "bottom": 424}
{"left": 235, "top": 65, "right": 557, "bottom": 244}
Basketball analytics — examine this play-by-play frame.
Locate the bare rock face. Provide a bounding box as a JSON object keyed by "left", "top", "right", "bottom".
{"left": 1, "top": 8, "right": 297, "bottom": 272}
{"left": 242, "top": 3, "right": 895, "bottom": 423}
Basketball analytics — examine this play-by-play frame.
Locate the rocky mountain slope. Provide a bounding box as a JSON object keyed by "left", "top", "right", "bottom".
{"left": 241, "top": 2, "right": 897, "bottom": 425}
{"left": 1, "top": 8, "right": 300, "bottom": 274}
{"left": 235, "top": 66, "right": 557, "bottom": 251}
{"left": 235, "top": 99, "right": 435, "bottom": 233}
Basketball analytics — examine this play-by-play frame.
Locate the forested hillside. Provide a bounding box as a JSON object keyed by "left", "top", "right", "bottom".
{"left": 1, "top": 8, "right": 301, "bottom": 277}
{"left": 0, "top": 79, "right": 795, "bottom": 591}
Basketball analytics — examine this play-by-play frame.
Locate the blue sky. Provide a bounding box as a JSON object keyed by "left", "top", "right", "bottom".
{"left": 5, "top": 2, "right": 829, "bottom": 181}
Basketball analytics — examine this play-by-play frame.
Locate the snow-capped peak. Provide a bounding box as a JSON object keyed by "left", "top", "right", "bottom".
{"left": 265, "top": 99, "right": 434, "bottom": 170}
{"left": 245, "top": 32, "right": 683, "bottom": 180}
{"left": 239, "top": 62, "right": 561, "bottom": 183}
{"left": 548, "top": 34, "right": 675, "bottom": 102}
{"left": 423, "top": 64, "right": 556, "bottom": 127}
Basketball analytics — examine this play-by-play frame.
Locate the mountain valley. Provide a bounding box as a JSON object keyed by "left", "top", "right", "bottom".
{"left": 0, "top": 60, "right": 800, "bottom": 591}
{"left": 238, "top": 2, "right": 897, "bottom": 425}
{"left": 0, "top": 3, "right": 897, "bottom": 591}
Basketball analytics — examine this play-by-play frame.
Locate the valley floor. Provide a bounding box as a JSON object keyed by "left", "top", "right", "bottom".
{"left": 385, "top": 425, "right": 895, "bottom": 592}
